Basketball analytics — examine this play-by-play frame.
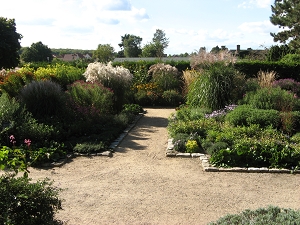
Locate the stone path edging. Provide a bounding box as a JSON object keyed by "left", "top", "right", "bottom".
{"left": 166, "top": 138, "right": 300, "bottom": 174}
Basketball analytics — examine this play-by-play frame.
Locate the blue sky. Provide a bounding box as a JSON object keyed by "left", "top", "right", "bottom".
{"left": 1, "top": 0, "right": 280, "bottom": 55}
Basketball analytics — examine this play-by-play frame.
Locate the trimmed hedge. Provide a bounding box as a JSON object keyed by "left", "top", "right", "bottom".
{"left": 234, "top": 61, "right": 300, "bottom": 81}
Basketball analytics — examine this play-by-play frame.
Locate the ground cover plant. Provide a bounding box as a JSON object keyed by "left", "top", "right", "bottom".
{"left": 168, "top": 50, "right": 300, "bottom": 170}
{"left": 208, "top": 205, "right": 300, "bottom": 225}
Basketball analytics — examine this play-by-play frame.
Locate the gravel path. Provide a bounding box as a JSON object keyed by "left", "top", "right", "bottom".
{"left": 28, "top": 108, "right": 300, "bottom": 225}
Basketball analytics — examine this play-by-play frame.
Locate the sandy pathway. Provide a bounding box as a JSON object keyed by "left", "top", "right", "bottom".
{"left": 27, "top": 108, "right": 300, "bottom": 225}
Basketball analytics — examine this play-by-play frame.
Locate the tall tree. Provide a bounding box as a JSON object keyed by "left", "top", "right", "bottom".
{"left": 152, "top": 29, "right": 169, "bottom": 58}
{"left": 0, "top": 17, "right": 22, "bottom": 69}
{"left": 21, "top": 41, "right": 53, "bottom": 63}
{"left": 93, "top": 44, "right": 115, "bottom": 62}
{"left": 270, "top": 0, "right": 300, "bottom": 50}
{"left": 118, "top": 34, "right": 142, "bottom": 57}
{"left": 141, "top": 42, "right": 159, "bottom": 57}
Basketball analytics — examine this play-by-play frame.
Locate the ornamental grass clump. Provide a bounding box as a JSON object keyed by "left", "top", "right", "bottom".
{"left": 83, "top": 62, "right": 133, "bottom": 111}
{"left": 187, "top": 62, "right": 236, "bottom": 111}
{"left": 257, "top": 70, "right": 277, "bottom": 88}
{"left": 148, "top": 63, "right": 182, "bottom": 91}
{"left": 190, "top": 49, "right": 237, "bottom": 70}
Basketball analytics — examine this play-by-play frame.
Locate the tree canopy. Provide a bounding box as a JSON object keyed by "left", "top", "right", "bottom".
{"left": 152, "top": 29, "right": 169, "bottom": 58}
{"left": 93, "top": 44, "right": 115, "bottom": 62}
{"left": 21, "top": 41, "right": 53, "bottom": 63}
{"left": 0, "top": 17, "right": 22, "bottom": 69}
{"left": 118, "top": 34, "right": 142, "bottom": 57}
{"left": 270, "top": 0, "right": 300, "bottom": 50}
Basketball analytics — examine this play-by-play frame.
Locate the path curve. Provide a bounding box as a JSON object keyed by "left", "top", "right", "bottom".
{"left": 28, "top": 108, "right": 300, "bottom": 225}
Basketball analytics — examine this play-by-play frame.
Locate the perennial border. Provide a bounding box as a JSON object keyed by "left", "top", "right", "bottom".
{"left": 166, "top": 138, "right": 300, "bottom": 174}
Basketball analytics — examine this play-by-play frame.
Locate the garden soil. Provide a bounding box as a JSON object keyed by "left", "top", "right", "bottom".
{"left": 27, "top": 108, "right": 299, "bottom": 225}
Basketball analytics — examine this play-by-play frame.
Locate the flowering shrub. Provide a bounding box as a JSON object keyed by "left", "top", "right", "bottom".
{"left": 185, "top": 140, "right": 200, "bottom": 153}
{"left": 83, "top": 62, "right": 133, "bottom": 111}
{"left": 273, "top": 78, "right": 300, "bottom": 96}
{"left": 66, "top": 80, "right": 114, "bottom": 117}
{"left": 34, "top": 64, "right": 85, "bottom": 89}
{"left": 0, "top": 70, "right": 34, "bottom": 97}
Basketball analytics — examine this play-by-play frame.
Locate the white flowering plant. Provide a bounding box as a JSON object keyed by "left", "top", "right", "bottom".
{"left": 83, "top": 62, "right": 133, "bottom": 111}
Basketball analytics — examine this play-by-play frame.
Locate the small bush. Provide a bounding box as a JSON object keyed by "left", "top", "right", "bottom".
{"left": 225, "top": 105, "right": 280, "bottom": 128}
{"left": 208, "top": 206, "right": 300, "bottom": 225}
{"left": 0, "top": 173, "right": 63, "bottom": 225}
{"left": 272, "top": 78, "right": 300, "bottom": 96}
{"left": 122, "top": 104, "right": 143, "bottom": 115}
{"left": 162, "top": 90, "right": 183, "bottom": 107}
{"left": 241, "top": 87, "right": 299, "bottom": 111}
{"left": 19, "top": 80, "right": 66, "bottom": 119}
{"left": 66, "top": 80, "right": 114, "bottom": 116}
{"left": 73, "top": 142, "right": 106, "bottom": 154}
{"left": 0, "top": 70, "right": 35, "bottom": 97}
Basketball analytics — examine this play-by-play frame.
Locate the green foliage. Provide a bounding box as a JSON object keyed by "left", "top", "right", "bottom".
{"left": 234, "top": 60, "right": 300, "bottom": 81}
{"left": 93, "top": 44, "right": 115, "bottom": 62}
{"left": 122, "top": 104, "right": 143, "bottom": 115}
{"left": 266, "top": 44, "right": 294, "bottom": 61}
{"left": 0, "top": 17, "right": 22, "bottom": 69}
{"left": 209, "top": 130, "right": 300, "bottom": 168}
{"left": 0, "top": 173, "right": 63, "bottom": 225}
{"left": 225, "top": 105, "right": 280, "bottom": 128}
{"left": 19, "top": 80, "right": 66, "bottom": 119}
{"left": 0, "top": 70, "right": 35, "bottom": 97}
{"left": 241, "top": 87, "right": 299, "bottom": 111}
{"left": 270, "top": 0, "right": 300, "bottom": 50}
{"left": 73, "top": 142, "right": 106, "bottom": 154}
{"left": 21, "top": 41, "right": 53, "bottom": 63}
{"left": 66, "top": 80, "right": 114, "bottom": 116}
{"left": 209, "top": 206, "right": 300, "bottom": 225}
{"left": 187, "top": 63, "right": 236, "bottom": 110}
{"left": 162, "top": 90, "right": 183, "bottom": 106}
{"left": 119, "top": 34, "right": 142, "bottom": 57}
{"left": 280, "top": 53, "right": 300, "bottom": 63}
{"left": 34, "top": 63, "right": 85, "bottom": 90}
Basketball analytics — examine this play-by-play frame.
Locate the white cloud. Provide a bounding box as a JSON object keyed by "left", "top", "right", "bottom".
{"left": 238, "top": 0, "right": 272, "bottom": 8}
{"left": 239, "top": 20, "right": 276, "bottom": 33}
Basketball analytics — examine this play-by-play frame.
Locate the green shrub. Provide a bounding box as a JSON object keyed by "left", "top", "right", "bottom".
{"left": 0, "top": 93, "right": 58, "bottom": 146}
{"left": 162, "top": 90, "right": 183, "bottom": 106}
{"left": 34, "top": 63, "right": 85, "bottom": 89}
{"left": 280, "top": 53, "right": 300, "bottom": 63}
{"left": 209, "top": 132, "right": 300, "bottom": 168}
{"left": 73, "top": 142, "right": 106, "bottom": 154}
{"left": 204, "top": 141, "right": 229, "bottom": 155}
{"left": 0, "top": 71, "right": 35, "bottom": 97}
{"left": 187, "top": 62, "right": 236, "bottom": 110}
{"left": 66, "top": 80, "right": 114, "bottom": 116}
{"left": 225, "top": 105, "right": 280, "bottom": 128}
{"left": 19, "top": 80, "right": 66, "bottom": 119}
{"left": 241, "top": 87, "right": 299, "bottom": 111}
{"left": 0, "top": 173, "right": 63, "bottom": 225}
{"left": 122, "top": 104, "right": 143, "bottom": 115}
{"left": 134, "top": 90, "right": 152, "bottom": 106}
{"left": 208, "top": 206, "right": 300, "bottom": 225}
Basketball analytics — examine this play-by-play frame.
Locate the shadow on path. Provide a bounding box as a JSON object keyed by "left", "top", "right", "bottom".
{"left": 115, "top": 114, "right": 169, "bottom": 153}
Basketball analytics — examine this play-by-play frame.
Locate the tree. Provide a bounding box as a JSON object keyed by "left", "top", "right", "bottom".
{"left": 93, "top": 44, "right": 115, "bottom": 62}
{"left": 0, "top": 17, "right": 22, "bottom": 69}
{"left": 270, "top": 0, "right": 300, "bottom": 50}
{"left": 118, "top": 34, "right": 142, "bottom": 57}
{"left": 152, "top": 29, "right": 169, "bottom": 58}
{"left": 141, "top": 42, "right": 159, "bottom": 57}
{"left": 210, "top": 45, "right": 221, "bottom": 53}
{"left": 21, "top": 41, "right": 53, "bottom": 63}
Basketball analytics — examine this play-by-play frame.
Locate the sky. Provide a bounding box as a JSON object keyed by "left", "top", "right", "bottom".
{"left": 0, "top": 0, "right": 280, "bottom": 55}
